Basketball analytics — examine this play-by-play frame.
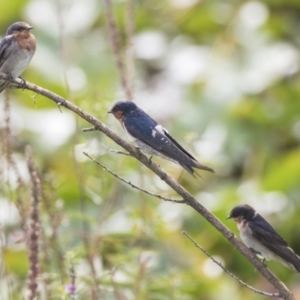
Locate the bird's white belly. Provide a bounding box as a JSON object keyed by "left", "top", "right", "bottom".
{"left": 1, "top": 48, "right": 34, "bottom": 77}
{"left": 10, "top": 50, "right": 34, "bottom": 77}
{"left": 238, "top": 221, "right": 274, "bottom": 260}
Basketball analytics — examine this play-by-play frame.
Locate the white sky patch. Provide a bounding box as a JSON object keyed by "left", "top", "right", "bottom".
{"left": 113, "top": 269, "right": 132, "bottom": 284}
{"left": 139, "top": 251, "right": 159, "bottom": 269}
{"left": 167, "top": 45, "right": 210, "bottom": 84}
{"left": 19, "top": 107, "right": 76, "bottom": 150}
{"left": 239, "top": 1, "right": 269, "bottom": 29}
{"left": 134, "top": 31, "right": 167, "bottom": 60}
{"left": 62, "top": 0, "right": 98, "bottom": 34}
{"left": 25, "top": 0, "right": 98, "bottom": 35}
{"left": 66, "top": 67, "right": 87, "bottom": 91}
{"left": 240, "top": 43, "right": 299, "bottom": 94}
{"left": 101, "top": 211, "right": 134, "bottom": 234}
{"left": 25, "top": 0, "right": 58, "bottom": 37}
{"left": 195, "top": 192, "right": 218, "bottom": 211}
{"left": 157, "top": 202, "right": 186, "bottom": 231}
{"left": 0, "top": 198, "right": 20, "bottom": 227}
{"left": 237, "top": 180, "right": 288, "bottom": 215}
{"left": 195, "top": 124, "right": 227, "bottom": 161}
{"left": 74, "top": 143, "right": 89, "bottom": 162}
{"left": 84, "top": 138, "right": 109, "bottom": 157}
{"left": 135, "top": 81, "right": 182, "bottom": 121}
{"left": 202, "top": 256, "right": 224, "bottom": 278}
{"left": 0, "top": 155, "right": 29, "bottom": 189}
{"left": 0, "top": 109, "right": 24, "bottom": 136}
{"left": 205, "top": 59, "right": 242, "bottom": 103}
{"left": 30, "top": 45, "right": 62, "bottom": 81}
{"left": 170, "top": 0, "right": 198, "bottom": 9}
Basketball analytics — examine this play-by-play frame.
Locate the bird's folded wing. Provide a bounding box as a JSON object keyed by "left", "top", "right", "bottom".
{"left": 126, "top": 122, "right": 189, "bottom": 161}
{"left": 249, "top": 218, "right": 288, "bottom": 248}
{"left": 248, "top": 218, "right": 300, "bottom": 268}
{"left": 0, "top": 36, "right": 14, "bottom": 68}
{"left": 164, "top": 131, "right": 196, "bottom": 161}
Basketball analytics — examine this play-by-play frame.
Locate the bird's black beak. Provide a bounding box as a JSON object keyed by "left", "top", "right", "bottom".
{"left": 28, "top": 26, "right": 34, "bottom": 30}
{"left": 226, "top": 215, "right": 232, "bottom": 220}
{"left": 107, "top": 110, "right": 112, "bottom": 113}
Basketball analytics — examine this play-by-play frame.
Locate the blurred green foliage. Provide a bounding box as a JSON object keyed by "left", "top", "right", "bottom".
{"left": 1, "top": 0, "right": 300, "bottom": 299}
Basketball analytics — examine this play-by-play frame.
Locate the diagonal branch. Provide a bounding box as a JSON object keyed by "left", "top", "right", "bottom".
{"left": 83, "top": 152, "right": 185, "bottom": 203}
{"left": 182, "top": 231, "right": 280, "bottom": 298}
{"left": 1, "top": 74, "right": 295, "bottom": 300}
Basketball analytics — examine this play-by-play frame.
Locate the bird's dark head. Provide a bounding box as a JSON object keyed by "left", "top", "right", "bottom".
{"left": 108, "top": 101, "right": 138, "bottom": 121}
{"left": 227, "top": 204, "right": 256, "bottom": 223}
{"left": 6, "top": 22, "right": 33, "bottom": 35}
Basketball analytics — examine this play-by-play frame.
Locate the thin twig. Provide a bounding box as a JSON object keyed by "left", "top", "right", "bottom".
{"left": 109, "top": 149, "right": 132, "bottom": 157}
{"left": 182, "top": 231, "right": 280, "bottom": 298}
{"left": 83, "top": 152, "right": 185, "bottom": 203}
{"left": 104, "top": 0, "right": 133, "bottom": 100}
{"left": 82, "top": 127, "right": 98, "bottom": 132}
{"left": 125, "top": 0, "right": 135, "bottom": 96}
{"left": 0, "top": 73, "right": 295, "bottom": 300}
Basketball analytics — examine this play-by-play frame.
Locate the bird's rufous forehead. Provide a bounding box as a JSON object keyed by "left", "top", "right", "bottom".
{"left": 110, "top": 103, "right": 121, "bottom": 113}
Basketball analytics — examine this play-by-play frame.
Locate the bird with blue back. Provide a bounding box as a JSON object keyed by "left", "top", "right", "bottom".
{"left": 109, "top": 100, "right": 214, "bottom": 176}
{"left": 228, "top": 204, "right": 300, "bottom": 273}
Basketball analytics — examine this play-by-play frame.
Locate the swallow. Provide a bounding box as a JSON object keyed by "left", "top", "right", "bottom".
{"left": 108, "top": 100, "right": 214, "bottom": 175}
{"left": 0, "top": 21, "right": 36, "bottom": 93}
{"left": 227, "top": 204, "right": 300, "bottom": 273}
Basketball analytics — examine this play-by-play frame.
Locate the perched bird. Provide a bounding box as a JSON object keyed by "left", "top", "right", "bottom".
{"left": 227, "top": 204, "right": 300, "bottom": 273}
{"left": 0, "top": 21, "right": 36, "bottom": 93}
{"left": 108, "top": 100, "right": 214, "bottom": 175}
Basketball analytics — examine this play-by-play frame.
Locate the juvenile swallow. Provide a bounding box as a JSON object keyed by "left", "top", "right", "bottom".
{"left": 227, "top": 204, "right": 300, "bottom": 273}
{"left": 108, "top": 100, "right": 214, "bottom": 175}
{"left": 0, "top": 21, "right": 36, "bottom": 92}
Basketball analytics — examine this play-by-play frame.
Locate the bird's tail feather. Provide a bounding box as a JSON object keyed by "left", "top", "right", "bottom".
{"left": 192, "top": 160, "right": 214, "bottom": 173}
{"left": 179, "top": 159, "right": 214, "bottom": 177}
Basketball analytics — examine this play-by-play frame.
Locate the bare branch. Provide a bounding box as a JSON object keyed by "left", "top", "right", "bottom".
{"left": 83, "top": 152, "right": 185, "bottom": 203}
{"left": 182, "top": 231, "right": 280, "bottom": 298}
{"left": 0, "top": 73, "right": 295, "bottom": 300}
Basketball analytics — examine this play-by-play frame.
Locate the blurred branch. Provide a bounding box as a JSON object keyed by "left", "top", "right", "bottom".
{"left": 83, "top": 152, "right": 185, "bottom": 203}
{"left": 2, "top": 90, "right": 28, "bottom": 232}
{"left": 1, "top": 74, "right": 295, "bottom": 300}
{"left": 182, "top": 231, "right": 280, "bottom": 298}
{"left": 125, "top": 0, "right": 135, "bottom": 95}
{"left": 25, "top": 146, "right": 41, "bottom": 300}
{"left": 104, "top": 0, "right": 133, "bottom": 100}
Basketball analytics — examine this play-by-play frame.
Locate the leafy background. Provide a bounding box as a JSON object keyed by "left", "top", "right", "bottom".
{"left": 0, "top": 0, "right": 300, "bottom": 299}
